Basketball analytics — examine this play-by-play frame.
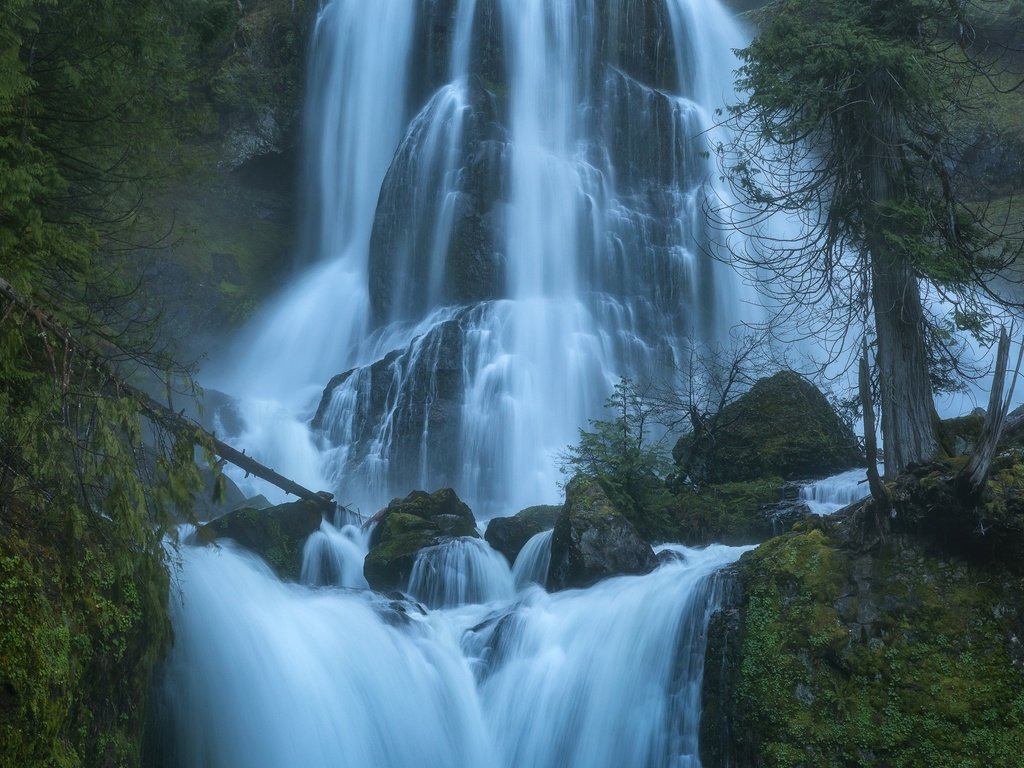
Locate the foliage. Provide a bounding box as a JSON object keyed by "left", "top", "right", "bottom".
{"left": 721, "top": 0, "right": 1024, "bottom": 475}
{"left": 560, "top": 378, "right": 672, "bottom": 521}
{"left": 0, "top": 0, "right": 251, "bottom": 764}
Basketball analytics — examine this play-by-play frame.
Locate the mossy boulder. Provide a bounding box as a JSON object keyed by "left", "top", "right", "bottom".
{"left": 195, "top": 498, "right": 325, "bottom": 581}
{"left": 674, "top": 370, "right": 862, "bottom": 484}
{"left": 659, "top": 477, "right": 811, "bottom": 546}
{"left": 701, "top": 509, "right": 1024, "bottom": 767}
{"left": 484, "top": 504, "right": 560, "bottom": 565}
{"left": 363, "top": 488, "right": 480, "bottom": 592}
{"left": 547, "top": 476, "right": 658, "bottom": 591}
{"left": 938, "top": 408, "right": 986, "bottom": 457}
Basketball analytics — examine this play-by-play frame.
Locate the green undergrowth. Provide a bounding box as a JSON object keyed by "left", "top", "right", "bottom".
{"left": 0, "top": 502, "right": 171, "bottom": 768}
{"left": 641, "top": 477, "right": 783, "bottom": 545}
{"left": 730, "top": 523, "right": 1024, "bottom": 767}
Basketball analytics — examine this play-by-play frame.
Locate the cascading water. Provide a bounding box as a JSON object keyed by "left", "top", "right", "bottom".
{"left": 156, "top": 3, "right": 767, "bottom": 765}
{"left": 204, "top": 0, "right": 757, "bottom": 516}
{"left": 800, "top": 466, "right": 884, "bottom": 515}
{"left": 512, "top": 529, "right": 554, "bottom": 588}
{"left": 151, "top": 536, "right": 751, "bottom": 767}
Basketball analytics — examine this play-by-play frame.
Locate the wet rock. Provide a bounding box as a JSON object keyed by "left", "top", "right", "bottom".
{"left": 369, "top": 77, "right": 508, "bottom": 324}
{"left": 547, "top": 476, "right": 658, "bottom": 590}
{"left": 484, "top": 504, "right": 560, "bottom": 565}
{"left": 674, "top": 370, "right": 862, "bottom": 484}
{"left": 363, "top": 488, "right": 480, "bottom": 592}
{"left": 195, "top": 498, "right": 325, "bottom": 581}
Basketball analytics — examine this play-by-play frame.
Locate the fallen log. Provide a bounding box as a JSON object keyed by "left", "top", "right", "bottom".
{"left": 0, "top": 276, "right": 336, "bottom": 513}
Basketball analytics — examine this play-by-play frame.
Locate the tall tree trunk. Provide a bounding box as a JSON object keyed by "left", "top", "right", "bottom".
{"left": 870, "top": 247, "right": 939, "bottom": 477}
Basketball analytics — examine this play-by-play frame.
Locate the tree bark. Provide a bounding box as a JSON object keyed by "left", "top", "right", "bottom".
{"left": 869, "top": 249, "right": 939, "bottom": 478}
{"left": 859, "top": 342, "right": 888, "bottom": 507}
{"left": 960, "top": 327, "right": 1021, "bottom": 495}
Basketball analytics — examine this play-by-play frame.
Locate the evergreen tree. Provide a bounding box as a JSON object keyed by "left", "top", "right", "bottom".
{"left": 722, "top": 0, "right": 1024, "bottom": 477}
{"left": 561, "top": 378, "right": 671, "bottom": 516}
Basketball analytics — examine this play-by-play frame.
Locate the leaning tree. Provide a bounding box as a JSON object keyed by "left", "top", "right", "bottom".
{"left": 720, "top": 0, "right": 1024, "bottom": 479}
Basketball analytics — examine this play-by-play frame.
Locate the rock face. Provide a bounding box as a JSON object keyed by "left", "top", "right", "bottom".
{"left": 674, "top": 370, "right": 862, "bottom": 485}
{"left": 195, "top": 498, "right": 324, "bottom": 581}
{"left": 547, "top": 477, "right": 658, "bottom": 591}
{"left": 700, "top": 504, "right": 1024, "bottom": 766}
{"left": 312, "top": 311, "right": 471, "bottom": 493}
{"left": 369, "top": 78, "right": 509, "bottom": 324}
{"left": 363, "top": 488, "right": 480, "bottom": 591}
{"left": 484, "top": 504, "right": 560, "bottom": 565}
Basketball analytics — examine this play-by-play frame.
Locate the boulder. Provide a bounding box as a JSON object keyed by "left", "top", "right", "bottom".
{"left": 674, "top": 370, "right": 862, "bottom": 485}
{"left": 363, "top": 488, "right": 480, "bottom": 591}
{"left": 547, "top": 476, "right": 658, "bottom": 591}
{"left": 195, "top": 498, "right": 325, "bottom": 581}
{"left": 666, "top": 477, "right": 812, "bottom": 546}
{"left": 484, "top": 504, "right": 560, "bottom": 565}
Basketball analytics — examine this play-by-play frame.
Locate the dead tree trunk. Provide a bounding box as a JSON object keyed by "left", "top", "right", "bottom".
{"left": 959, "top": 327, "right": 1022, "bottom": 497}
{"left": 0, "top": 276, "right": 336, "bottom": 513}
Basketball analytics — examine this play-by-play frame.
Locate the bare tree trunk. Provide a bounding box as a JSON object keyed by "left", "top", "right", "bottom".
{"left": 870, "top": 249, "right": 939, "bottom": 478}
{"left": 859, "top": 342, "right": 888, "bottom": 507}
{"left": 960, "top": 327, "right": 1021, "bottom": 495}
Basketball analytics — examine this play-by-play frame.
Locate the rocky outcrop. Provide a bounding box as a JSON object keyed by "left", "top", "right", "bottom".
{"left": 312, "top": 311, "right": 472, "bottom": 492}
{"left": 363, "top": 488, "right": 480, "bottom": 591}
{"left": 674, "top": 370, "right": 863, "bottom": 485}
{"left": 369, "top": 78, "right": 508, "bottom": 324}
{"left": 195, "top": 498, "right": 324, "bottom": 581}
{"left": 547, "top": 476, "right": 658, "bottom": 590}
{"left": 484, "top": 504, "right": 560, "bottom": 565}
{"left": 701, "top": 494, "right": 1024, "bottom": 766}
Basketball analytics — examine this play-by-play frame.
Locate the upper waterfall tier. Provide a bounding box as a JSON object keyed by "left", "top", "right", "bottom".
{"left": 211, "top": 0, "right": 758, "bottom": 518}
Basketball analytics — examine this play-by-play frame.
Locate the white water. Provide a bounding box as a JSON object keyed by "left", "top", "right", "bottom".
{"left": 512, "top": 529, "right": 554, "bottom": 588}
{"left": 162, "top": 3, "right": 764, "bottom": 764}
{"left": 799, "top": 466, "right": 884, "bottom": 515}
{"left": 199, "top": 0, "right": 758, "bottom": 516}
{"left": 153, "top": 537, "right": 750, "bottom": 768}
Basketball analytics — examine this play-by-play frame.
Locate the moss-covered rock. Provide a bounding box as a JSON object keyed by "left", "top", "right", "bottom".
{"left": 701, "top": 509, "right": 1024, "bottom": 767}
{"left": 363, "top": 488, "right": 480, "bottom": 591}
{"left": 484, "top": 504, "right": 560, "bottom": 565}
{"left": 195, "top": 498, "right": 325, "bottom": 581}
{"left": 656, "top": 476, "right": 810, "bottom": 546}
{"left": 674, "top": 370, "right": 862, "bottom": 485}
{"left": 547, "top": 476, "right": 657, "bottom": 591}
{"left": 0, "top": 502, "right": 170, "bottom": 768}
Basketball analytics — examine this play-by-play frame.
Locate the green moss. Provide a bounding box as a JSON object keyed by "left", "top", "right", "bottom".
{"left": 677, "top": 371, "right": 862, "bottom": 485}
{"left": 649, "top": 477, "right": 784, "bottom": 545}
{"left": 727, "top": 528, "right": 1024, "bottom": 767}
{"left": 0, "top": 506, "right": 169, "bottom": 768}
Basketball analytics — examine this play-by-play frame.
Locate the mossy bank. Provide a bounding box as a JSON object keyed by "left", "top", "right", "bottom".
{"left": 702, "top": 508, "right": 1024, "bottom": 767}
{"left": 0, "top": 501, "right": 170, "bottom": 768}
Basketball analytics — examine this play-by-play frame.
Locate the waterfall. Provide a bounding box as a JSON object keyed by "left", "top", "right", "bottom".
{"left": 200, "top": 0, "right": 758, "bottom": 517}
{"left": 800, "top": 467, "right": 882, "bottom": 515}
{"left": 151, "top": 539, "right": 751, "bottom": 768}
{"left": 512, "top": 529, "right": 554, "bottom": 588}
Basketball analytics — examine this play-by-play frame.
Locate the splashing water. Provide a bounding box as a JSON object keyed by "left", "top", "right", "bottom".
{"left": 151, "top": 538, "right": 751, "bottom": 768}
